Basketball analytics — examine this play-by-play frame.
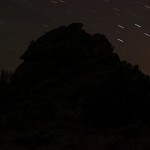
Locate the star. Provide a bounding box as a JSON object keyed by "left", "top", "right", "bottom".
{"left": 135, "top": 24, "right": 142, "bottom": 28}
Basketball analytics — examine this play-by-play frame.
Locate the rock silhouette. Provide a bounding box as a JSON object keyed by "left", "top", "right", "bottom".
{"left": 0, "top": 23, "right": 150, "bottom": 149}
{"left": 12, "top": 23, "right": 116, "bottom": 90}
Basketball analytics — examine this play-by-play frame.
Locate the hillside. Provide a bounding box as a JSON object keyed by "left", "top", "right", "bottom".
{"left": 0, "top": 23, "right": 150, "bottom": 149}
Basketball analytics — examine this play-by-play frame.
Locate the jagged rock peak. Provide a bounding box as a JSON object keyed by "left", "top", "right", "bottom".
{"left": 20, "top": 23, "right": 113, "bottom": 61}
{"left": 12, "top": 23, "right": 117, "bottom": 89}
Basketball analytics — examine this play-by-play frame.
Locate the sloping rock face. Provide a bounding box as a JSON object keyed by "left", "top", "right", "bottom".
{"left": 12, "top": 23, "right": 117, "bottom": 90}
{"left": 6, "top": 23, "right": 150, "bottom": 148}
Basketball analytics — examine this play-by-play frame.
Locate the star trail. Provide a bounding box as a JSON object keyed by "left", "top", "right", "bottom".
{"left": 0, "top": 0, "right": 150, "bottom": 73}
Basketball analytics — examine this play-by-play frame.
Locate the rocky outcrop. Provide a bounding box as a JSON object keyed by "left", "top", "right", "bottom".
{"left": 12, "top": 23, "right": 118, "bottom": 91}
{"left": 5, "top": 23, "right": 150, "bottom": 148}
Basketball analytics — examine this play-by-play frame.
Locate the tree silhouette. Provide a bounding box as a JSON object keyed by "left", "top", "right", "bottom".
{"left": 0, "top": 69, "right": 12, "bottom": 87}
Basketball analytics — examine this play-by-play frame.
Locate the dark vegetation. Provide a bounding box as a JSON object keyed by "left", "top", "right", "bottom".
{"left": 0, "top": 23, "right": 150, "bottom": 149}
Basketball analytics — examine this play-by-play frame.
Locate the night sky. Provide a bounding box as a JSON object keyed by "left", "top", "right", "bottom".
{"left": 0, "top": 0, "right": 150, "bottom": 74}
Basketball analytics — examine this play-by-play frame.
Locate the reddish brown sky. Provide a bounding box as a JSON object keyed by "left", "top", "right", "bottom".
{"left": 0, "top": 0, "right": 150, "bottom": 74}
